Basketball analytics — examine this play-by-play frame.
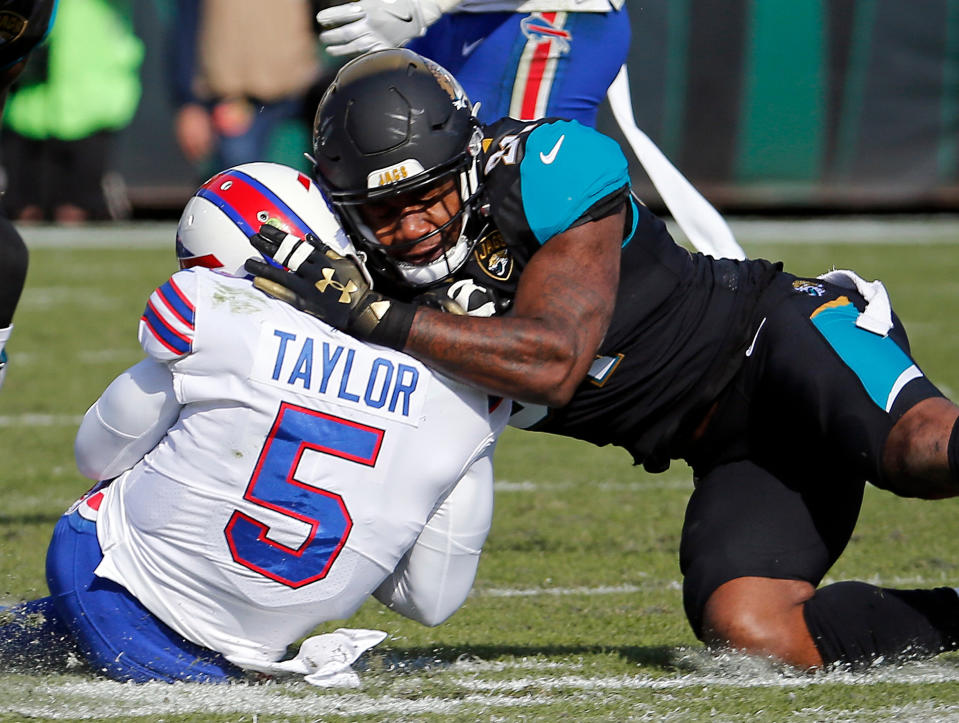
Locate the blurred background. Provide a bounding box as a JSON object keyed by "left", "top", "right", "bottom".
{"left": 6, "top": 0, "right": 959, "bottom": 220}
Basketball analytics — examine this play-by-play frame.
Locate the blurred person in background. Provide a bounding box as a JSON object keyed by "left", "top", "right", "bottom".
{"left": 0, "top": 0, "right": 57, "bottom": 392}
{"left": 315, "top": 0, "right": 628, "bottom": 127}
{"left": 170, "top": 0, "right": 330, "bottom": 178}
{"left": 0, "top": 0, "right": 142, "bottom": 225}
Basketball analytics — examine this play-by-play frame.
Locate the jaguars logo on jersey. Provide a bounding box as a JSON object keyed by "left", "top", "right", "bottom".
{"left": 473, "top": 230, "right": 514, "bottom": 282}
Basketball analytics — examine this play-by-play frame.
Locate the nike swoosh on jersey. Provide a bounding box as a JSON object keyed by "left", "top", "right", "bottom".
{"left": 539, "top": 135, "right": 566, "bottom": 164}
{"left": 462, "top": 38, "right": 483, "bottom": 57}
{"left": 745, "top": 316, "right": 766, "bottom": 357}
{"left": 386, "top": 9, "right": 413, "bottom": 22}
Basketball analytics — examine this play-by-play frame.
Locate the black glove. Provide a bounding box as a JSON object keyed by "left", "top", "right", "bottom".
{"left": 245, "top": 225, "right": 416, "bottom": 350}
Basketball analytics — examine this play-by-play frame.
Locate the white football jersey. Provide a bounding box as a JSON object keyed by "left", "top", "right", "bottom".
{"left": 93, "top": 268, "right": 508, "bottom": 666}
{"left": 456, "top": 1, "right": 625, "bottom": 12}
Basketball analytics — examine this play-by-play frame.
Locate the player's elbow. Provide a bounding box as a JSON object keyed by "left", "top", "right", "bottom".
{"left": 513, "top": 312, "right": 608, "bottom": 407}
{"left": 524, "top": 347, "right": 587, "bottom": 408}
{"left": 74, "top": 449, "right": 103, "bottom": 481}
{"left": 381, "top": 592, "right": 462, "bottom": 627}
{"left": 543, "top": 366, "right": 581, "bottom": 407}
{"left": 74, "top": 407, "right": 111, "bottom": 480}
{"left": 409, "top": 606, "right": 456, "bottom": 628}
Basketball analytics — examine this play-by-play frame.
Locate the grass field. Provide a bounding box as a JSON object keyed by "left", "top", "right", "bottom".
{"left": 3, "top": 219, "right": 959, "bottom": 721}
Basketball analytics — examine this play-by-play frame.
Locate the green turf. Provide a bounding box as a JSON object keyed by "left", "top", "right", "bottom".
{"left": 3, "top": 224, "right": 959, "bottom": 720}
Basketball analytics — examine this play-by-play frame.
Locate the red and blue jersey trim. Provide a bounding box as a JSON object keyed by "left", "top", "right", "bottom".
{"left": 141, "top": 276, "right": 196, "bottom": 356}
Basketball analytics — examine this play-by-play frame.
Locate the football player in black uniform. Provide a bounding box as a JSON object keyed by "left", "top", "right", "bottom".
{"left": 247, "top": 48, "right": 959, "bottom": 671}
{"left": 0, "top": 0, "right": 57, "bottom": 389}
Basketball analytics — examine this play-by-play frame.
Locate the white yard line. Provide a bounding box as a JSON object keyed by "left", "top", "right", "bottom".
{"left": 0, "top": 414, "right": 83, "bottom": 428}
{"left": 19, "top": 223, "right": 173, "bottom": 249}
{"left": 15, "top": 218, "right": 959, "bottom": 252}
{"left": 478, "top": 583, "right": 654, "bottom": 598}
{"left": 0, "top": 681, "right": 550, "bottom": 720}
{"left": 494, "top": 478, "right": 692, "bottom": 491}
{"left": 455, "top": 651, "right": 959, "bottom": 690}
{"left": 12, "top": 349, "right": 139, "bottom": 365}
{"left": 8, "top": 656, "right": 959, "bottom": 720}
{"left": 717, "top": 216, "right": 959, "bottom": 245}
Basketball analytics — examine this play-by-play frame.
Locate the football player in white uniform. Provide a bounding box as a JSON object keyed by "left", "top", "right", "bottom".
{"left": 0, "top": 163, "right": 508, "bottom": 686}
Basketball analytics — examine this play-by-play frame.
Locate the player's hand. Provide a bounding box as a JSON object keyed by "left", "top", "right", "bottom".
{"left": 414, "top": 278, "right": 510, "bottom": 317}
{"left": 316, "top": 0, "right": 449, "bottom": 57}
{"left": 316, "top": 1, "right": 390, "bottom": 57}
{"left": 246, "top": 225, "right": 416, "bottom": 350}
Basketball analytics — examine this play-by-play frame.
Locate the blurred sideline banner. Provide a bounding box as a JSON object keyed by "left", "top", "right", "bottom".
{"left": 119, "top": 0, "right": 959, "bottom": 213}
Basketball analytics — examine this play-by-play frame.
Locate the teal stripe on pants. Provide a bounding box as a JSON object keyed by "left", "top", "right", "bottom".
{"left": 811, "top": 300, "right": 916, "bottom": 412}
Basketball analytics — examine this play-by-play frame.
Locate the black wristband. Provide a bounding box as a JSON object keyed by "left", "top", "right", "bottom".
{"left": 351, "top": 298, "right": 417, "bottom": 351}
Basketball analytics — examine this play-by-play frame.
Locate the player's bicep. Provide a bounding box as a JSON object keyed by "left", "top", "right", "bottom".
{"left": 513, "top": 208, "right": 623, "bottom": 354}
{"left": 75, "top": 357, "right": 182, "bottom": 481}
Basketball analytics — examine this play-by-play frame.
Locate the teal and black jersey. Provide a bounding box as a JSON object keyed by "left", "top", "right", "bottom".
{"left": 435, "top": 117, "right": 781, "bottom": 471}
{"left": 479, "top": 117, "right": 633, "bottom": 246}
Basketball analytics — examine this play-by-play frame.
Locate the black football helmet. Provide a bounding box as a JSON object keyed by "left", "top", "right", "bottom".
{"left": 0, "top": 0, "right": 57, "bottom": 69}
{"left": 311, "top": 48, "right": 485, "bottom": 287}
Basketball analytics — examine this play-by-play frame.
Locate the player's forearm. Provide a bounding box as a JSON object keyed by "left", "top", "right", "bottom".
{"left": 374, "top": 448, "right": 494, "bottom": 626}
{"left": 405, "top": 306, "right": 593, "bottom": 406}
{"left": 403, "top": 215, "right": 622, "bottom": 406}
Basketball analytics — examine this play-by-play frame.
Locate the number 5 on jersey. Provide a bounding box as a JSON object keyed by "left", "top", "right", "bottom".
{"left": 225, "top": 402, "right": 384, "bottom": 588}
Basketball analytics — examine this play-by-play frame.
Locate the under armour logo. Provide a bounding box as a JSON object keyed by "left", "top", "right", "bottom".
{"left": 315, "top": 268, "right": 358, "bottom": 303}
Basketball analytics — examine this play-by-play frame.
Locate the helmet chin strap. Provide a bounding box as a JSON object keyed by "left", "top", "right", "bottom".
{"left": 394, "top": 227, "right": 474, "bottom": 287}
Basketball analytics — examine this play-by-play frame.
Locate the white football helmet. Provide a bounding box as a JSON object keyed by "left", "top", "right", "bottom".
{"left": 176, "top": 162, "right": 353, "bottom": 277}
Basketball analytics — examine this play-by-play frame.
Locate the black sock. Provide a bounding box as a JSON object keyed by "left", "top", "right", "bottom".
{"left": 803, "top": 581, "right": 959, "bottom": 668}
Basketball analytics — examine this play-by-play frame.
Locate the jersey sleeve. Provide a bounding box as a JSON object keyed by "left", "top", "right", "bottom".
{"left": 74, "top": 357, "right": 182, "bottom": 481}
{"left": 138, "top": 269, "right": 198, "bottom": 362}
{"left": 518, "top": 120, "right": 630, "bottom": 244}
{"left": 371, "top": 445, "right": 495, "bottom": 626}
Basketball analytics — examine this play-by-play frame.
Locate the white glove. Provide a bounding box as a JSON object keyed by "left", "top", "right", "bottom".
{"left": 317, "top": 0, "right": 459, "bottom": 57}
{"left": 228, "top": 628, "right": 387, "bottom": 688}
